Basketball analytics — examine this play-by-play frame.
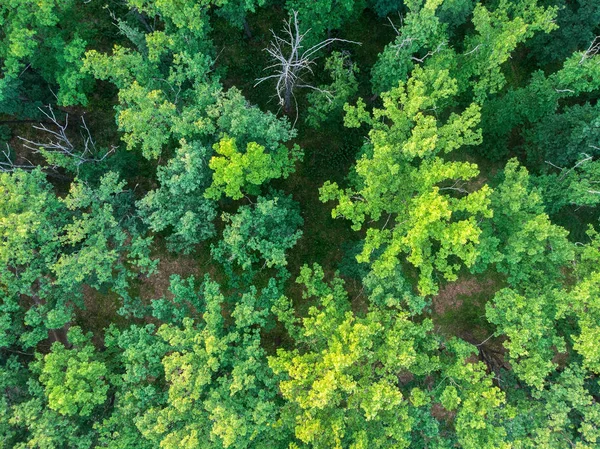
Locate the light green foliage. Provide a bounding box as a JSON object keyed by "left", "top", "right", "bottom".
{"left": 138, "top": 140, "right": 217, "bottom": 253}
{"left": 117, "top": 82, "right": 179, "bottom": 159}
{"left": 271, "top": 266, "right": 511, "bottom": 448}
{"left": 306, "top": 52, "right": 359, "bottom": 128}
{"left": 34, "top": 327, "right": 108, "bottom": 417}
{"left": 441, "top": 339, "right": 509, "bottom": 449}
{"left": 205, "top": 137, "right": 302, "bottom": 200}
{"left": 486, "top": 288, "right": 564, "bottom": 389}
{"left": 270, "top": 266, "right": 435, "bottom": 448}
{"left": 560, "top": 272, "right": 600, "bottom": 374}
{"left": 322, "top": 67, "right": 491, "bottom": 295}
{"left": 127, "top": 0, "right": 264, "bottom": 32}
{"left": 136, "top": 276, "right": 287, "bottom": 449}
{"left": 504, "top": 363, "right": 600, "bottom": 448}
{"left": 476, "top": 159, "right": 573, "bottom": 287}
{"left": 4, "top": 357, "right": 97, "bottom": 449}
{"left": 557, "top": 229, "right": 600, "bottom": 374}
{"left": 0, "top": 169, "right": 72, "bottom": 348}
{"left": 459, "top": 0, "right": 557, "bottom": 100}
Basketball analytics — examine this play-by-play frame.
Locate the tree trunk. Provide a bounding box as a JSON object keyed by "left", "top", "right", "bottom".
{"left": 243, "top": 18, "right": 253, "bottom": 39}
{"left": 30, "top": 289, "right": 72, "bottom": 349}
{"left": 284, "top": 83, "right": 293, "bottom": 115}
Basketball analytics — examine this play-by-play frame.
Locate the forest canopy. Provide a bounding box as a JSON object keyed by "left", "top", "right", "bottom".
{"left": 1, "top": 0, "right": 600, "bottom": 448}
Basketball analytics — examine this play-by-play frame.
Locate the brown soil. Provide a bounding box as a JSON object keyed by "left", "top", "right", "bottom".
{"left": 432, "top": 277, "right": 495, "bottom": 315}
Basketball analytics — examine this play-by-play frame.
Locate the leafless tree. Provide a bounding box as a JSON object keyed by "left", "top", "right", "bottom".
{"left": 255, "top": 11, "right": 359, "bottom": 119}
{"left": 15, "top": 105, "right": 115, "bottom": 173}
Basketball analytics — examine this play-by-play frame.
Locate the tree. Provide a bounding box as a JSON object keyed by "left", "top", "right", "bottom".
{"left": 474, "top": 159, "right": 574, "bottom": 288}
{"left": 0, "top": 168, "right": 155, "bottom": 352}
{"left": 535, "top": 157, "right": 600, "bottom": 214}
{"left": 205, "top": 137, "right": 302, "bottom": 200}
{"left": 270, "top": 265, "right": 437, "bottom": 448}
{"left": 0, "top": 169, "right": 72, "bottom": 349}
{"left": 56, "top": 171, "right": 156, "bottom": 316}
{"left": 211, "top": 192, "right": 303, "bottom": 271}
{"left": 256, "top": 11, "right": 359, "bottom": 115}
{"left": 486, "top": 288, "right": 564, "bottom": 390}
{"left": 15, "top": 105, "right": 116, "bottom": 177}
{"left": 33, "top": 327, "right": 109, "bottom": 417}
{"left": 97, "top": 323, "right": 169, "bottom": 449}
{"left": 1, "top": 355, "right": 99, "bottom": 449}
{"left": 457, "top": 0, "right": 557, "bottom": 100}
{"left": 137, "top": 140, "right": 217, "bottom": 254}
{"left": 0, "top": 0, "right": 100, "bottom": 117}
{"left": 322, "top": 67, "right": 491, "bottom": 295}
{"left": 371, "top": 0, "right": 448, "bottom": 94}
{"left": 271, "top": 265, "right": 511, "bottom": 449}
{"left": 136, "top": 276, "right": 289, "bottom": 448}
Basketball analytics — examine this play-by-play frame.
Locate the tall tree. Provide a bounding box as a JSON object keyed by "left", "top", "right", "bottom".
{"left": 136, "top": 276, "right": 289, "bottom": 448}
{"left": 322, "top": 67, "right": 491, "bottom": 295}
{"left": 211, "top": 192, "right": 303, "bottom": 272}
{"left": 137, "top": 140, "right": 217, "bottom": 254}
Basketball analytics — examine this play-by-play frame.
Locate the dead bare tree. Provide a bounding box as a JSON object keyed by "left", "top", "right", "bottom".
{"left": 16, "top": 105, "right": 115, "bottom": 173}
{"left": 255, "top": 11, "right": 360, "bottom": 120}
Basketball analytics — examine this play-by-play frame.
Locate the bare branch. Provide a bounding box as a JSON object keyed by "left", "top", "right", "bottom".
{"left": 17, "top": 105, "right": 115, "bottom": 172}
{"left": 0, "top": 144, "right": 36, "bottom": 173}
{"left": 580, "top": 36, "right": 600, "bottom": 64}
{"left": 255, "top": 11, "right": 360, "bottom": 119}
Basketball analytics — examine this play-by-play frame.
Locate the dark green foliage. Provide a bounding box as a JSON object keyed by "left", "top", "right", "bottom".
{"left": 525, "top": 102, "right": 600, "bottom": 167}
{"left": 526, "top": 0, "right": 600, "bottom": 65}
{"left": 286, "top": 0, "right": 366, "bottom": 44}
{"left": 138, "top": 140, "right": 217, "bottom": 254}
{"left": 212, "top": 192, "right": 304, "bottom": 271}
{"left": 0, "top": 0, "right": 97, "bottom": 117}
{"left": 306, "top": 51, "right": 360, "bottom": 128}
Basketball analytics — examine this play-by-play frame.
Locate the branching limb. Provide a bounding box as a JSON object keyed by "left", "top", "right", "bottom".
{"left": 17, "top": 105, "right": 115, "bottom": 171}
{"left": 255, "top": 11, "right": 360, "bottom": 119}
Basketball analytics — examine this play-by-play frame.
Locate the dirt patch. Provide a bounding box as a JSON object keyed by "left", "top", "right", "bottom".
{"left": 432, "top": 277, "right": 495, "bottom": 315}
{"left": 138, "top": 248, "right": 210, "bottom": 302}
